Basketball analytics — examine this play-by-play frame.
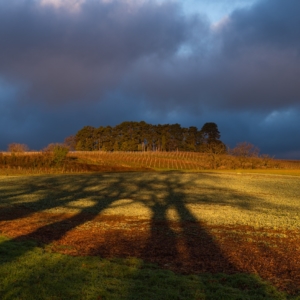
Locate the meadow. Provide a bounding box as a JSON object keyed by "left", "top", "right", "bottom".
{"left": 0, "top": 152, "right": 300, "bottom": 299}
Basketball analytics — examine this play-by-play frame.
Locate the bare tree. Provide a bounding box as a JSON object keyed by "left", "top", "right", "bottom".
{"left": 8, "top": 143, "right": 29, "bottom": 153}
{"left": 201, "top": 141, "right": 227, "bottom": 169}
{"left": 230, "top": 142, "right": 260, "bottom": 168}
{"left": 64, "top": 135, "right": 76, "bottom": 151}
{"left": 230, "top": 142, "right": 259, "bottom": 157}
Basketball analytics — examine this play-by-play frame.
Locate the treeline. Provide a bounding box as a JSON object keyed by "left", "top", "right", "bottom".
{"left": 73, "top": 121, "right": 225, "bottom": 152}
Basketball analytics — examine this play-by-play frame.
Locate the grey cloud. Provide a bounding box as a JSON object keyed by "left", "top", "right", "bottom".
{"left": 0, "top": 0, "right": 194, "bottom": 103}
{"left": 211, "top": 0, "right": 300, "bottom": 110}
{"left": 121, "top": 0, "right": 300, "bottom": 113}
{"left": 0, "top": 0, "right": 299, "bottom": 159}
{"left": 222, "top": 0, "right": 300, "bottom": 52}
{"left": 1, "top": 0, "right": 299, "bottom": 111}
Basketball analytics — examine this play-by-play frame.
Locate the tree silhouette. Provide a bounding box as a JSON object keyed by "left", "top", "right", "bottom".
{"left": 73, "top": 121, "right": 227, "bottom": 153}
{"left": 200, "top": 122, "right": 221, "bottom": 144}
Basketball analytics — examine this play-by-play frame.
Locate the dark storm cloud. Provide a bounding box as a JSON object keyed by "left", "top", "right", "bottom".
{"left": 0, "top": 0, "right": 299, "bottom": 158}
{"left": 0, "top": 0, "right": 198, "bottom": 104}
{"left": 3, "top": 0, "right": 299, "bottom": 111}
{"left": 222, "top": 0, "right": 300, "bottom": 51}
{"left": 213, "top": 0, "right": 300, "bottom": 110}
{"left": 122, "top": 0, "right": 300, "bottom": 113}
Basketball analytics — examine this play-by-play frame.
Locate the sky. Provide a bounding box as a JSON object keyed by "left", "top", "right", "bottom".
{"left": 0, "top": 0, "right": 300, "bottom": 159}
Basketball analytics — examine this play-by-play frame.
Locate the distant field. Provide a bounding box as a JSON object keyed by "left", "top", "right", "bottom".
{"left": 71, "top": 151, "right": 300, "bottom": 171}
{"left": 1, "top": 150, "right": 300, "bottom": 175}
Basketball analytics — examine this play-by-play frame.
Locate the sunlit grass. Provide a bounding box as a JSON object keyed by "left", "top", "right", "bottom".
{"left": 1, "top": 172, "right": 300, "bottom": 298}
{"left": 0, "top": 172, "right": 300, "bottom": 229}
{"left": 0, "top": 236, "right": 287, "bottom": 300}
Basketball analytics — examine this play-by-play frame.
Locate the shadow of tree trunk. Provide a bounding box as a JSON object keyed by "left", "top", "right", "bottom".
{"left": 140, "top": 176, "right": 238, "bottom": 273}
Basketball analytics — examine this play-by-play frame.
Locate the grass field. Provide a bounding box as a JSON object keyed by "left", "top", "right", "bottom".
{"left": 1, "top": 172, "right": 299, "bottom": 228}
{"left": 0, "top": 171, "right": 300, "bottom": 299}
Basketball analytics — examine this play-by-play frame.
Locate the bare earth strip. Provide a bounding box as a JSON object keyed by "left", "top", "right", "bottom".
{"left": 0, "top": 172, "right": 300, "bottom": 294}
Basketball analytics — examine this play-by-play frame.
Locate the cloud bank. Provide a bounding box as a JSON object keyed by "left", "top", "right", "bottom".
{"left": 0, "top": 0, "right": 299, "bottom": 158}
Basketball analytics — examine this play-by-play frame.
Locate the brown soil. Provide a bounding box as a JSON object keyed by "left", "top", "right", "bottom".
{"left": 1, "top": 206, "right": 299, "bottom": 295}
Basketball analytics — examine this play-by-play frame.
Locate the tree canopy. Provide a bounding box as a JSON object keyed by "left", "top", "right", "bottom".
{"left": 74, "top": 121, "right": 225, "bottom": 152}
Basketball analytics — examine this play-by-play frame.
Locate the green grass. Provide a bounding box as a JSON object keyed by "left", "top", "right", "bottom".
{"left": 0, "top": 235, "right": 288, "bottom": 300}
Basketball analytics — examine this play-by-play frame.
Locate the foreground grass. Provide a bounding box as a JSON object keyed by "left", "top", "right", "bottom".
{"left": 0, "top": 236, "right": 288, "bottom": 300}
{"left": 1, "top": 172, "right": 299, "bottom": 298}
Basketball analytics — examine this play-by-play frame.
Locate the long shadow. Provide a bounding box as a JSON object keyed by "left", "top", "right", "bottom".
{"left": 123, "top": 172, "right": 293, "bottom": 298}
{"left": 0, "top": 173, "right": 136, "bottom": 262}
{"left": 0, "top": 173, "right": 145, "bottom": 298}
{"left": 140, "top": 174, "right": 238, "bottom": 273}
{"left": 0, "top": 172, "right": 291, "bottom": 298}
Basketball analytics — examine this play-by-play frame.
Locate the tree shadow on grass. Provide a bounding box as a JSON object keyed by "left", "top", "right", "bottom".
{"left": 0, "top": 172, "right": 294, "bottom": 298}
{"left": 0, "top": 173, "right": 140, "bottom": 298}
{"left": 0, "top": 174, "right": 130, "bottom": 258}
{"left": 140, "top": 175, "right": 237, "bottom": 273}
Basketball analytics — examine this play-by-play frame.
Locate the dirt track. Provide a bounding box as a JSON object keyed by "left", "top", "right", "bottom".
{"left": 1, "top": 206, "right": 300, "bottom": 295}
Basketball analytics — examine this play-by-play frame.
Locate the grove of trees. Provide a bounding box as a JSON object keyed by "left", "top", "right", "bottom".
{"left": 74, "top": 121, "right": 226, "bottom": 153}
{"left": 4, "top": 121, "right": 297, "bottom": 171}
